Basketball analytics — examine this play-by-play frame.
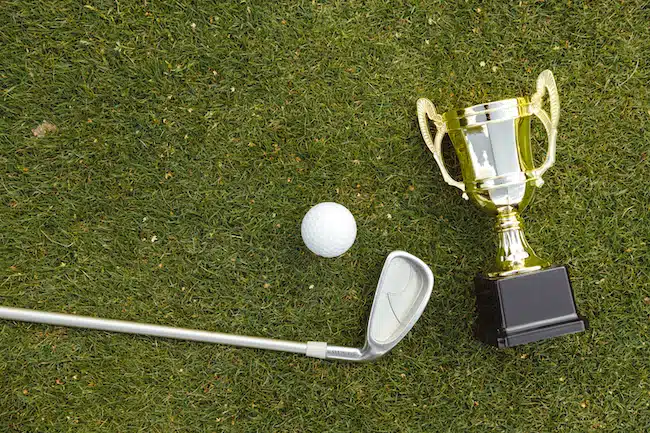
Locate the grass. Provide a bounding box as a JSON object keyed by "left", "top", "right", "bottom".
{"left": 0, "top": 0, "right": 648, "bottom": 431}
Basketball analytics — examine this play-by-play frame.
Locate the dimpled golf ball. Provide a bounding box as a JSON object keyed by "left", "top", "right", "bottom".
{"left": 301, "top": 202, "right": 357, "bottom": 258}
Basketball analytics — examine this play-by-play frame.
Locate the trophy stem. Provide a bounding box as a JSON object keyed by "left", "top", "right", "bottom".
{"left": 489, "top": 207, "right": 549, "bottom": 278}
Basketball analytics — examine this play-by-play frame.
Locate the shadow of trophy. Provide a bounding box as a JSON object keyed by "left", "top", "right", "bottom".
{"left": 417, "top": 70, "right": 587, "bottom": 347}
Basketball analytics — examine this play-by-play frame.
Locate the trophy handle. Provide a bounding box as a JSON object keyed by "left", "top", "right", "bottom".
{"left": 530, "top": 70, "right": 560, "bottom": 186}
{"left": 416, "top": 98, "right": 468, "bottom": 200}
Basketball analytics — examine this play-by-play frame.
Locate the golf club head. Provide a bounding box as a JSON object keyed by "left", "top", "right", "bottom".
{"left": 321, "top": 251, "right": 434, "bottom": 361}
{"left": 363, "top": 251, "right": 434, "bottom": 360}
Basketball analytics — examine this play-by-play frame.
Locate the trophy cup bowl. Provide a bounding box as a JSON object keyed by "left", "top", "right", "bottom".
{"left": 417, "top": 70, "right": 586, "bottom": 347}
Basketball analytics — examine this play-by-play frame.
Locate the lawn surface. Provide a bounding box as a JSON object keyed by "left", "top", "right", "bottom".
{"left": 1, "top": 1, "right": 649, "bottom": 431}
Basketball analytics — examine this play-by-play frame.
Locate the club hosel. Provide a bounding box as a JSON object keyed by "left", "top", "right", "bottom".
{"left": 317, "top": 345, "right": 366, "bottom": 361}
{"left": 320, "top": 343, "right": 388, "bottom": 362}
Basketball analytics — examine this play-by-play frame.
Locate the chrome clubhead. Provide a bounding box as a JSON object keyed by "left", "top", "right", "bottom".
{"left": 322, "top": 251, "right": 434, "bottom": 361}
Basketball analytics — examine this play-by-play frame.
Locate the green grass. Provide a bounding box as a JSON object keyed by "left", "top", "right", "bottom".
{"left": 1, "top": 0, "right": 649, "bottom": 431}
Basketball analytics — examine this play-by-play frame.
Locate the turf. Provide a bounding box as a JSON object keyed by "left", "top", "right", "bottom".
{"left": 1, "top": 0, "right": 649, "bottom": 431}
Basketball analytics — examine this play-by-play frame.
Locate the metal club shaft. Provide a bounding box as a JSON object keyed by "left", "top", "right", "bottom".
{"left": 0, "top": 306, "right": 309, "bottom": 355}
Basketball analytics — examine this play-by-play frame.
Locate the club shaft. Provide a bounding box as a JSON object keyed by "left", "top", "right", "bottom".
{"left": 0, "top": 306, "right": 308, "bottom": 355}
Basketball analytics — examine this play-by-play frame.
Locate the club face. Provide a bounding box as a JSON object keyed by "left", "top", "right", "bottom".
{"left": 363, "top": 251, "right": 434, "bottom": 360}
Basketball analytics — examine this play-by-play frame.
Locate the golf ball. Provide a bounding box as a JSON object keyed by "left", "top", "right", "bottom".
{"left": 301, "top": 202, "right": 357, "bottom": 258}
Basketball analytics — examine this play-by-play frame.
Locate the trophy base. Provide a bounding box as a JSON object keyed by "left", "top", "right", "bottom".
{"left": 474, "top": 266, "right": 587, "bottom": 348}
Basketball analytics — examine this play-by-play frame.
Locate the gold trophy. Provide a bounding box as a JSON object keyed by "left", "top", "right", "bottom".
{"left": 417, "top": 70, "right": 586, "bottom": 347}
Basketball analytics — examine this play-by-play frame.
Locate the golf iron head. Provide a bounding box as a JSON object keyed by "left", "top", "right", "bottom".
{"left": 318, "top": 250, "right": 434, "bottom": 361}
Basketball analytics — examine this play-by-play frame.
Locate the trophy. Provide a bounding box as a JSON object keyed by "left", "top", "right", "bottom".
{"left": 417, "top": 70, "right": 587, "bottom": 347}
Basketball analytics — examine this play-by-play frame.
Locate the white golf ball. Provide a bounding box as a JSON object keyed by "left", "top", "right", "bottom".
{"left": 301, "top": 202, "right": 357, "bottom": 258}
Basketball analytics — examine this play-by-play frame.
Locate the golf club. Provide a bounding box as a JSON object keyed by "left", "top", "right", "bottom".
{"left": 0, "top": 251, "right": 433, "bottom": 361}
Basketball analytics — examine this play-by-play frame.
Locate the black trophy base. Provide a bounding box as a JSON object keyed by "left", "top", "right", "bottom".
{"left": 474, "top": 266, "right": 587, "bottom": 348}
